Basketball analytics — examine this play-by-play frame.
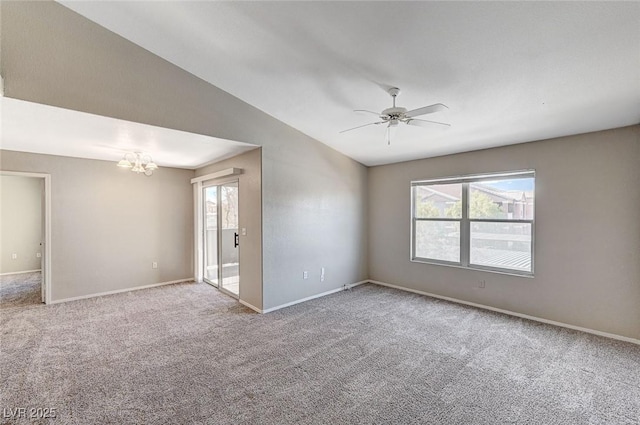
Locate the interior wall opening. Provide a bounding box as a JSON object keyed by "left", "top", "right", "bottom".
{"left": 0, "top": 172, "right": 51, "bottom": 306}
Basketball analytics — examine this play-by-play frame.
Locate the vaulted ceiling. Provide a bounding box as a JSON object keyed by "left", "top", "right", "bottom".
{"left": 60, "top": 1, "right": 640, "bottom": 166}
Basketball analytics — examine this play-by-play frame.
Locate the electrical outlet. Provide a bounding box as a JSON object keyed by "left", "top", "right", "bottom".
{"left": 11, "top": 253, "right": 17, "bottom": 260}
{"left": 479, "top": 280, "right": 486, "bottom": 289}
{"left": 36, "top": 253, "right": 42, "bottom": 258}
{"left": 152, "top": 262, "right": 158, "bottom": 269}
{"left": 303, "top": 271, "right": 308, "bottom": 280}
{"left": 320, "top": 267, "right": 325, "bottom": 282}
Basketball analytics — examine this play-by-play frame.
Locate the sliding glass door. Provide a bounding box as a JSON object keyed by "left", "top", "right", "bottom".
{"left": 202, "top": 181, "right": 239, "bottom": 298}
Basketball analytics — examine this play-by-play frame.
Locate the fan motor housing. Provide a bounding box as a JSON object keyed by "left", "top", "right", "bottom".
{"left": 382, "top": 107, "right": 407, "bottom": 118}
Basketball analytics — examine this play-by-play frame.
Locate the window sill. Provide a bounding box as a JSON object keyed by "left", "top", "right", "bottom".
{"left": 410, "top": 257, "right": 534, "bottom": 278}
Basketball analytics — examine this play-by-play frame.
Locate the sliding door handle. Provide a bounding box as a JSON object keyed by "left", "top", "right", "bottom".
{"left": 234, "top": 232, "right": 239, "bottom": 248}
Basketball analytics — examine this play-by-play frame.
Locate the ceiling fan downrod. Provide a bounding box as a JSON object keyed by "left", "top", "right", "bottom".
{"left": 388, "top": 87, "right": 400, "bottom": 108}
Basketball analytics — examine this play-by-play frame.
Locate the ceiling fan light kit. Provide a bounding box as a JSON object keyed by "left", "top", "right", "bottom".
{"left": 341, "top": 87, "right": 450, "bottom": 145}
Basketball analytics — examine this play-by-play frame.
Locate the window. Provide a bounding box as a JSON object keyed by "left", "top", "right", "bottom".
{"left": 411, "top": 171, "right": 535, "bottom": 275}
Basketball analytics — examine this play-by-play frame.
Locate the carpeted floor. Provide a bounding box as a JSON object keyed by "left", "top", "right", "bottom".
{"left": 1, "top": 282, "right": 639, "bottom": 424}
{"left": 0, "top": 272, "right": 42, "bottom": 309}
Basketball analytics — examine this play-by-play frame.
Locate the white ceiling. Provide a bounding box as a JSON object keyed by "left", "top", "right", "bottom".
{"left": 0, "top": 97, "right": 257, "bottom": 169}
{"left": 60, "top": 1, "right": 640, "bottom": 166}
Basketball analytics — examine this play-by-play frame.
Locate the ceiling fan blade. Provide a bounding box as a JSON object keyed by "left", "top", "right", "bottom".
{"left": 405, "top": 118, "right": 450, "bottom": 129}
{"left": 354, "top": 109, "right": 383, "bottom": 117}
{"left": 339, "top": 121, "right": 384, "bottom": 133}
{"left": 405, "top": 103, "right": 448, "bottom": 118}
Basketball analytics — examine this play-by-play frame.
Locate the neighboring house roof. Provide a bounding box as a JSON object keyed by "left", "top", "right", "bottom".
{"left": 425, "top": 184, "right": 462, "bottom": 199}
{"left": 472, "top": 184, "right": 526, "bottom": 202}
{"left": 417, "top": 184, "right": 533, "bottom": 204}
{"left": 418, "top": 186, "right": 459, "bottom": 202}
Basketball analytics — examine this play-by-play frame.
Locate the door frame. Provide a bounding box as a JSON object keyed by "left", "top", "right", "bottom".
{"left": 0, "top": 170, "right": 52, "bottom": 304}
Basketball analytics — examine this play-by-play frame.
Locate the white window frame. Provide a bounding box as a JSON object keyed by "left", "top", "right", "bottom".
{"left": 410, "top": 170, "right": 535, "bottom": 277}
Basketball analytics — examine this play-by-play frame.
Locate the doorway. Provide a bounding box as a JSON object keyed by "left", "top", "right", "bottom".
{"left": 0, "top": 171, "right": 51, "bottom": 305}
{"left": 202, "top": 180, "right": 240, "bottom": 298}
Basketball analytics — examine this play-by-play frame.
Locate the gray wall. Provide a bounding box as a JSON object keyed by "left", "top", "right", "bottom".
{"left": 0, "top": 150, "right": 194, "bottom": 301}
{"left": 1, "top": 2, "right": 369, "bottom": 310}
{"left": 368, "top": 126, "right": 640, "bottom": 340}
{"left": 196, "top": 148, "right": 263, "bottom": 310}
{"left": 0, "top": 175, "right": 42, "bottom": 274}
{"left": 261, "top": 136, "right": 368, "bottom": 308}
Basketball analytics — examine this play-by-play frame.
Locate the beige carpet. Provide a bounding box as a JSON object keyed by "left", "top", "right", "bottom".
{"left": 1, "top": 281, "right": 639, "bottom": 424}
{"left": 0, "top": 271, "right": 41, "bottom": 309}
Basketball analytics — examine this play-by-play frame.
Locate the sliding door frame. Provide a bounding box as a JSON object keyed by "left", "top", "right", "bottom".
{"left": 191, "top": 168, "right": 242, "bottom": 298}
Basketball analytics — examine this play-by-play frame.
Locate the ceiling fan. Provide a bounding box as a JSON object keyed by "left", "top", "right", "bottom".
{"left": 340, "top": 87, "right": 450, "bottom": 145}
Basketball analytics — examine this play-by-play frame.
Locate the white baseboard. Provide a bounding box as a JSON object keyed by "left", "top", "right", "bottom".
{"left": 343, "top": 281, "right": 367, "bottom": 290}
{"left": 262, "top": 280, "right": 368, "bottom": 314}
{"left": 368, "top": 280, "right": 640, "bottom": 346}
{"left": 49, "top": 278, "right": 193, "bottom": 304}
{"left": 0, "top": 269, "right": 42, "bottom": 276}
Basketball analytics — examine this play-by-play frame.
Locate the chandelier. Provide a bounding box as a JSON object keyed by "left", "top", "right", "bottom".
{"left": 117, "top": 152, "right": 158, "bottom": 176}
